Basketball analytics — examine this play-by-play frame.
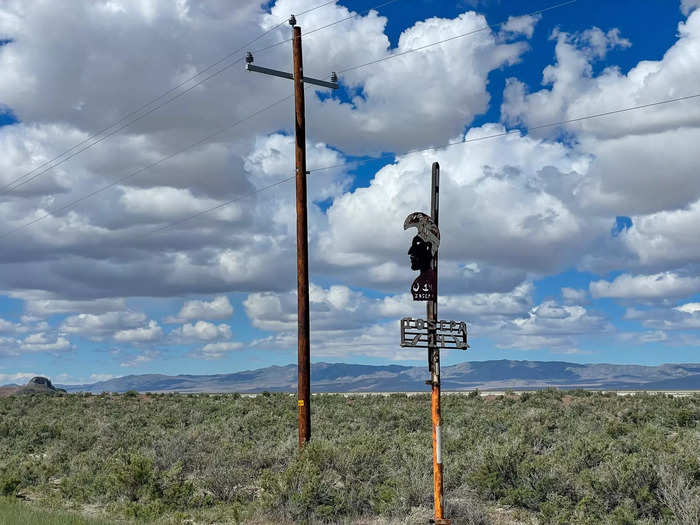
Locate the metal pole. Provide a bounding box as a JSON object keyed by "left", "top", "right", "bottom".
{"left": 293, "top": 25, "right": 311, "bottom": 449}
{"left": 428, "top": 162, "right": 448, "bottom": 524}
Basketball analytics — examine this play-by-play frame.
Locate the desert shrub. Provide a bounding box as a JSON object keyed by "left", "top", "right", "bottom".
{"left": 444, "top": 486, "right": 490, "bottom": 525}
{"left": 201, "top": 456, "right": 241, "bottom": 503}
{"left": 0, "top": 472, "right": 21, "bottom": 496}
{"left": 2, "top": 390, "right": 700, "bottom": 523}
{"left": 107, "top": 452, "right": 155, "bottom": 502}
{"left": 658, "top": 462, "right": 700, "bottom": 524}
{"left": 153, "top": 462, "right": 204, "bottom": 509}
{"left": 469, "top": 438, "right": 528, "bottom": 499}
{"left": 260, "top": 439, "right": 345, "bottom": 521}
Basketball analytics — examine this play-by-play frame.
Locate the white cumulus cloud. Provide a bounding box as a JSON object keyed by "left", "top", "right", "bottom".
{"left": 20, "top": 333, "right": 72, "bottom": 352}
{"left": 590, "top": 272, "right": 700, "bottom": 300}
{"left": 166, "top": 296, "right": 234, "bottom": 323}
{"left": 171, "top": 321, "right": 232, "bottom": 341}
{"left": 192, "top": 341, "right": 244, "bottom": 360}
{"left": 114, "top": 320, "right": 162, "bottom": 342}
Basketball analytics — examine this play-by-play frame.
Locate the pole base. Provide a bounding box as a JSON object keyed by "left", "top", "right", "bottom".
{"left": 429, "top": 519, "right": 451, "bottom": 524}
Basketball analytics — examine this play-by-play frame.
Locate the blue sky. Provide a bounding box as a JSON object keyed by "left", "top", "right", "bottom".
{"left": 2, "top": 0, "right": 700, "bottom": 385}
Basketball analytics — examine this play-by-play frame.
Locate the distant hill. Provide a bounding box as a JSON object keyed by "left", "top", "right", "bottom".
{"left": 39, "top": 360, "right": 700, "bottom": 393}
{"left": 0, "top": 376, "right": 67, "bottom": 397}
{"left": 0, "top": 385, "right": 22, "bottom": 397}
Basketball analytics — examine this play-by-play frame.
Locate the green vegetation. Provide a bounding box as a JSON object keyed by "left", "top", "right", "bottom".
{"left": 0, "top": 496, "right": 118, "bottom": 525}
{"left": 1, "top": 390, "right": 699, "bottom": 524}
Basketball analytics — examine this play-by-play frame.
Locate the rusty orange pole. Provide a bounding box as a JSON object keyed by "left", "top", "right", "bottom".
{"left": 428, "top": 161, "right": 449, "bottom": 524}
{"left": 293, "top": 24, "right": 311, "bottom": 450}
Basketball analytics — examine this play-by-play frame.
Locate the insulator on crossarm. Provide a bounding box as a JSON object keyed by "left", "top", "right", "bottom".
{"left": 330, "top": 72, "right": 338, "bottom": 83}
{"left": 289, "top": 14, "right": 297, "bottom": 26}
{"left": 245, "top": 52, "right": 254, "bottom": 64}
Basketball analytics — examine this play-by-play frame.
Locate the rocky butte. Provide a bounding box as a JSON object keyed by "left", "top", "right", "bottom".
{"left": 17, "top": 376, "right": 66, "bottom": 395}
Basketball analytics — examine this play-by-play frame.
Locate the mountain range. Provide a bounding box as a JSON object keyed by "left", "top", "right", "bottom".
{"left": 42, "top": 360, "right": 700, "bottom": 393}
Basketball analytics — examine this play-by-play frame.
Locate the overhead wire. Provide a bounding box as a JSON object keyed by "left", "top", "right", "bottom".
{"left": 0, "top": 95, "right": 293, "bottom": 240}
{"left": 308, "top": 93, "right": 700, "bottom": 174}
{"left": 0, "top": 0, "right": 601, "bottom": 240}
{"left": 0, "top": 82, "right": 333, "bottom": 242}
{"left": 141, "top": 174, "right": 297, "bottom": 239}
{"left": 0, "top": 0, "right": 352, "bottom": 196}
{"left": 257, "top": 0, "right": 404, "bottom": 52}
{"left": 1, "top": 57, "right": 248, "bottom": 195}
{"left": 0, "top": 0, "right": 572, "bottom": 200}
{"left": 217, "top": 0, "right": 408, "bottom": 63}
{"left": 127, "top": 92, "right": 700, "bottom": 239}
{"left": 305, "top": 0, "right": 403, "bottom": 37}
{"left": 0, "top": 16, "right": 289, "bottom": 195}
{"left": 338, "top": 0, "right": 577, "bottom": 74}
{"left": 296, "top": 0, "right": 338, "bottom": 16}
{"left": 0, "top": 0, "right": 412, "bottom": 237}
{"left": 0, "top": 68, "right": 342, "bottom": 240}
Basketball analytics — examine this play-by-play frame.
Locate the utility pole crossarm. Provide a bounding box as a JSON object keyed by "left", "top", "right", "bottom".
{"left": 246, "top": 63, "right": 339, "bottom": 90}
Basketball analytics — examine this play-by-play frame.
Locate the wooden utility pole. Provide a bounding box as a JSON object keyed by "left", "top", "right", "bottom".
{"left": 292, "top": 24, "right": 311, "bottom": 449}
{"left": 428, "top": 162, "right": 448, "bottom": 524}
{"left": 245, "top": 18, "right": 338, "bottom": 450}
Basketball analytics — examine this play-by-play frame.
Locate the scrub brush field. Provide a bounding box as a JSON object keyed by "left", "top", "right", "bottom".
{"left": 1, "top": 390, "right": 699, "bottom": 524}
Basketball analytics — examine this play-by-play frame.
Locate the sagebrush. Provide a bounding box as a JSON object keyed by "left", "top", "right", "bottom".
{"left": 1, "top": 390, "right": 699, "bottom": 524}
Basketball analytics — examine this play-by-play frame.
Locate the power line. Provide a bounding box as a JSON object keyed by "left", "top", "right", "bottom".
{"left": 1, "top": 0, "right": 406, "bottom": 197}
{"left": 4, "top": 91, "right": 698, "bottom": 242}
{"left": 0, "top": 0, "right": 341, "bottom": 196}
{"left": 0, "top": 82, "right": 332, "bottom": 240}
{"left": 234, "top": 0, "right": 408, "bottom": 62}
{"left": 442, "top": 92, "right": 700, "bottom": 151}
{"left": 2, "top": 57, "right": 249, "bottom": 195}
{"left": 297, "top": 0, "right": 338, "bottom": 16}
{"left": 305, "top": 0, "right": 403, "bottom": 37}
{"left": 0, "top": 0, "right": 408, "bottom": 201}
{"left": 141, "top": 175, "right": 297, "bottom": 239}
{"left": 1, "top": 0, "right": 566, "bottom": 197}
{"left": 0, "top": 0, "right": 668, "bottom": 240}
{"left": 0, "top": 89, "right": 695, "bottom": 252}
{"left": 338, "top": 0, "right": 577, "bottom": 74}
{"left": 307, "top": 93, "right": 700, "bottom": 175}
{"left": 0, "top": 95, "right": 293, "bottom": 240}
{"left": 0, "top": 19, "right": 287, "bottom": 195}
{"left": 0, "top": 0, "right": 403, "bottom": 238}
{"left": 128, "top": 92, "right": 700, "bottom": 239}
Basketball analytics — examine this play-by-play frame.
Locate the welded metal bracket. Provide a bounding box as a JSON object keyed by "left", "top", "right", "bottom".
{"left": 400, "top": 317, "right": 469, "bottom": 350}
